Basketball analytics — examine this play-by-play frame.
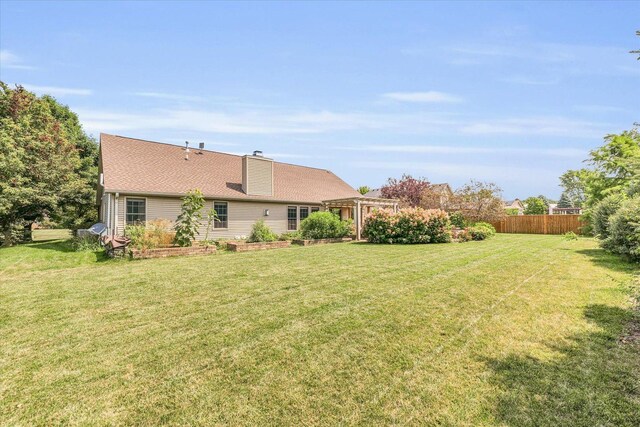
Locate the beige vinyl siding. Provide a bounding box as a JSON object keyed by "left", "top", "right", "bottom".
{"left": 243, "top": 156, "right": 273, "bottom": 196}
{"left": 114, "top": 195, "right": 320, "bottom": 239}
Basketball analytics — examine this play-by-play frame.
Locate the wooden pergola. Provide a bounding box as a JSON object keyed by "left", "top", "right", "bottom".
{"left": 322, "top": 196, "right": 399, "bottom": 240}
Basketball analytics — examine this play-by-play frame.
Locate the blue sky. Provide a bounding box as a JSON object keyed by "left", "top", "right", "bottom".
{"left": 1, "top": 1, "right": 638, "bottom": 199}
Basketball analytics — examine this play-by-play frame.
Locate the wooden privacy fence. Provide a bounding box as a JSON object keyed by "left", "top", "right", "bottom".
{"left": 491, "top": 215, "right": 584, "bottom": 235}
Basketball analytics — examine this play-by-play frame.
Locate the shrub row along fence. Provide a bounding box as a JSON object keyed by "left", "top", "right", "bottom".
{"left": 491, "top": 214, "right": 584, "bottom": 235}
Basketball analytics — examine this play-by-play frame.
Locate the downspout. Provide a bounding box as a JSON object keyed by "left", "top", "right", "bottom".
{"left": 106, "top": 193, "right": 111, "bottom": 235}
{"left": 114, "top": 193, "right": 119, "bottom": 235}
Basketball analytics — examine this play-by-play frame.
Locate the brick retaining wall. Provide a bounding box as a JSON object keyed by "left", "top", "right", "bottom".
{"left": 130, "top": 245, "right": 216, "bottom": 259}
{"left": 292, "top": 238, "right": 352, "bottom": 246}
{"left": 227, "top": 241, "right": 291, "bottom": 252}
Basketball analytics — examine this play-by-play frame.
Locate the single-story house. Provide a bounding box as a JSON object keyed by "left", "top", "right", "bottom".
{"left": 97, "top": 134, "right": 397, "bottom": 240}
{"left": 503, "top": 199, "right": 525, "bottom": 215}
{"left": 364, "top": 188, "right": 382, "bottom": 198}
{"left": 548, "top": 204, "right": 582, "bottom": 215}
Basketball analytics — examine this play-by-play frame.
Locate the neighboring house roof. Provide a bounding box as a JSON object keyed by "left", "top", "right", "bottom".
{"left": 504, "top": 199, "right": 524, "bottom": 208}
{"left": 364, "top": 188, "right": 382, "bottom": 198}
{"left": 99, "top": 134, "right": 361, "bottom": 204}
{"left": 431, "top": 183, "right": 453, "bottom": 195}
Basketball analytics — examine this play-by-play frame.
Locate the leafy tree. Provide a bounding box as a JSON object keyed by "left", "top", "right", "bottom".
{"left": 591, "top": 194, "right": 625, "bottom": 239}
{"left": 174, "top": 189, "right": 205, "bottom": 247}
{"left": 449, "top": 180, "right": 505, "bottom": 223}
{"left": 41, "top": 95, "right": 98, "bottom": 228}
{"left": 523, "top": 197, "right": 547, "bottom": 215}
{"left": 559, "top": 170, "right": 588, "bottom": 207}
{"left": 0, "top": 83, "right": 90, "bottom": 246}
{"left": 559, "top": 127, "right": 640, "bottom": 209}
{"left": 601, "top": 196, "right": 640, "bottom": 261}
{"left": 505, "top": 208, "right": 520, "bottom": 216}
{"left": 420, "top": 185, "right": 449, "bottom": 210}
{"left": 557, "top": 192, "right": 573, "bottom": 208}
{"left": 536, "top": 195, "right": 555, "bottom": 211}
{"left": 357, "top": 186, "right": 371, "bottom": 195}
{"left": 381, "top": 174, "right": 431, "bottom": 207}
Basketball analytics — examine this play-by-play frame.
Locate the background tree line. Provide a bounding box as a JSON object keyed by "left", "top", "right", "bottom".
{"left": 0, "top": 83, "right": 98, "bottom": 246}
{"left": 558, "top": 125, "right": 640, "bottom": 260}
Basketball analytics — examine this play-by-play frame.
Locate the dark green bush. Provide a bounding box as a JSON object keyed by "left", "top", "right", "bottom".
{"left": 362, "top": 208, "right": 451, "bottom": 244}
{"left": 601, "top": 196, "right": 640, "bottom": 261}
{"left": 300, "top": 212, "right": 353, "bottom": 239}
{"left": 72, "top": 235, "right": 102, "bottom": 252}
{"left": 592, "top": 194, "right": 625, "bottom": 239}
{"left": 468, "top": 222, "right": 496, "bottom": 241}
{"left": 449, "top": 211, "right": 467, "bottom": 228}
{"left": 247, "top": 220, "right": 278, "bottom": 243}
{"left": 278, "top": 231, "right": 301, "bottom": 241}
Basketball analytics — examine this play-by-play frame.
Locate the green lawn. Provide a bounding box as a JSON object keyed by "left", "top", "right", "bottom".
{"left": 30, "top": 229, "right": 73, "bottom": 242}
{"left": 1, "top": 235, "right": 638, "bottom": 425}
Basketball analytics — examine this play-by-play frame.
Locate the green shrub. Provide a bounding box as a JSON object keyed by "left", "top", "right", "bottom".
{"left": 72, "top": 235, "right": 102, "bottom": 252}
{"left": 563, "top": 231, "right": 579, "bottom": 241}
{"left": 449, "top": 211, "right": 467, "bottom": 228}
{"left": 468, "top": 222, "right": 496, "bottom": 241}
{"left": 214, "top": 240, "right": 229, "bottom": 251}
{"left": 592, "top": 194, "right": 625, "bottom": 239}
{"left": 126, "top": 219, "right": 175, "bottom": 250}
{"left": 300, "top": 211, "right": 353, "bottom": 240}
{"left": 247, "top": 220, "right": 278, "bottom": 243}
{"left": 362, "top": 208, "right": 451, "bottom": 244}
{"left": 601, "top": 197, "right": 640, "bottom": 261}
{"left": 454, "top": 228, "right": 472, "bottom": 242}
{"left": 278, "top": 231, "right": 301, "bottom": 241}
{"left": 174, "top": 189, "right": 205, "bottom": 247}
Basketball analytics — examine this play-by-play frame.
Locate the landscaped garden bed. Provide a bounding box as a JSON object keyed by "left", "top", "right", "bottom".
{"left": 227, "top": 240, "right": 291, "bottom": 252}
{"left": 292, "top": 237, "right": 352, "bottom": 246}
{"left": 129, "top": 245, "right": 216, "bottom": 259}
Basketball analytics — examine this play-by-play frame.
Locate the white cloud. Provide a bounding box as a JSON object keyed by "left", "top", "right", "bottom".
{"left": 74, "top": 104, "right": 609, "bottom": 140}
{"left": 460, "top": 117, "right": 606, "bottom": 138}
{"left": 382, "top": 91, "right": 463, "bottom": 103}
{"left": 132, "top": 92, "right": 204, "bottom": 102}
{"left": 0, "top": 50, "right": 35, "bottom": 70}
{"left": 338, "top": 144, "right": 585, "bottom": 157}
{"left": 351, "top": 160, "right": 552, "bottom": 180}
{"left": 22, "top": 84, "right": 92, "bottom": 96}
{"left": 75, "top": 107, "right": 458, "bottom": 136}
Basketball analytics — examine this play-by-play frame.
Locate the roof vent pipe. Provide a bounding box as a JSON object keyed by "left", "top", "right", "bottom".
{"left": 253, "top": 150, "right": 263, "bottom": 157}
{"left": 184, "top": 141, "right": 190, "bottom": 161}
{"left": 198, "top": 142, "right": 205, "bottom": 153}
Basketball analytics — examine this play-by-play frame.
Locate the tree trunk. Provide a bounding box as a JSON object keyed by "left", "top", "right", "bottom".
{"left": 2, "top": 227, "right": 13, "bottom": 247}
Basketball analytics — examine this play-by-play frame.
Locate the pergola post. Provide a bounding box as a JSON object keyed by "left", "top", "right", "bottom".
{"left": 356, "top": 200, "right": 362, "bottom": 241}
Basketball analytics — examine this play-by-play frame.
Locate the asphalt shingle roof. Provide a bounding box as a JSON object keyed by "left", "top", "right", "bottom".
{"left": 100, "top": 134, "right": 361, "bottom": 204}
